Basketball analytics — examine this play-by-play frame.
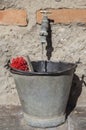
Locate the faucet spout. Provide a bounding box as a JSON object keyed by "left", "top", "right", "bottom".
{"left": 40, "top": 16, "right": 49, "bottom": 44}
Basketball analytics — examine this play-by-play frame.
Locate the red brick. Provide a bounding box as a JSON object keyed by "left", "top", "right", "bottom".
{"left": 37, "top": 9, "right": 86, "bottom": 24}
{"left": 0, "top": 9, "right": 27, "bottom": 26}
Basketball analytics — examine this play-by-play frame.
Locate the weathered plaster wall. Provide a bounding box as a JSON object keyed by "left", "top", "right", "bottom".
{"left": 0, "top": 0, "right": 86, "bottom": 105}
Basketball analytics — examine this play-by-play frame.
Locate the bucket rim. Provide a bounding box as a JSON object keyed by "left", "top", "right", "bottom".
{"left": 10, "top": 61, "right": 77, "bottom": 76}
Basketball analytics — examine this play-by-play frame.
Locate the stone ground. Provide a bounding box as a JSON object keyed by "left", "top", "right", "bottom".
{"left": 0, "top": 106, "right": 86, "bottom": 130}
{"left": 68, "top": 107, "right": 86, "bottom": 130}
{"left": 0, "top": 105, "right": 68, "bottom": 130}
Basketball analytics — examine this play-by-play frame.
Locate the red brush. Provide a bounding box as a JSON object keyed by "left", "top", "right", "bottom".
{"left": 10, "top": 57, "right": 29, "bottom": 71}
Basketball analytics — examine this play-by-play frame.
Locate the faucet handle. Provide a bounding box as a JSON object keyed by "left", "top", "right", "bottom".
{"left": 40, "top": 10, "right": 51, "bottom": 16}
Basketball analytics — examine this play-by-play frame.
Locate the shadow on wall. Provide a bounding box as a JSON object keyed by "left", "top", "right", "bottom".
{"left": 66, "top": 74, "right": 86, "bottom": 118}
{"left": 46, "top": 19, "right": 54, "bottom": 60}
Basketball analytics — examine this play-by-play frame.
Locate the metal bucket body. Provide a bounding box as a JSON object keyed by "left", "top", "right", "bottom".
{"left": 11, "top": 61, "right": 76, "bottom": 128}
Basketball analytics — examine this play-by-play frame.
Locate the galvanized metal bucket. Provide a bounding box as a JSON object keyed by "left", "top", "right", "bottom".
{"left": 10, "top": 61, "right": 77, "bottom": 128}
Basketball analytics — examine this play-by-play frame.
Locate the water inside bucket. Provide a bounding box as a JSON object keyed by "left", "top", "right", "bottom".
{"left": 31, "top": 61, "right": 76, "bottom": 74}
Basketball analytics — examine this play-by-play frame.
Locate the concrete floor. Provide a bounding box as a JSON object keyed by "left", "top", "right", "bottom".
{"left": 0, "top": 106, "right": 68, "bottom": 130}
{"left": 0, "top": 106, "right": 86, "bottom": 130}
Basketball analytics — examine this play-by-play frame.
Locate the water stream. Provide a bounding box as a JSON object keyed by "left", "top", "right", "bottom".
{"left": 42, "top": 43, "right": 44, "bottom": 61}
{"left": 41, "top": 44, "right": 48, "bottom": 72}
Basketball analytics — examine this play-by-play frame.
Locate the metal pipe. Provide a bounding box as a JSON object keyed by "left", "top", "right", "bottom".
{"left": 40, "top": 16, "right": 49, "bottom": 44}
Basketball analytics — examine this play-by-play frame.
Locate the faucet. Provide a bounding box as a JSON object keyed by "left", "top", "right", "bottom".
{"left": 39, "top": 10, "right": 53, "bottom": 60}
{"left": 40, "top": 13, "right": 49, "bottom": 44}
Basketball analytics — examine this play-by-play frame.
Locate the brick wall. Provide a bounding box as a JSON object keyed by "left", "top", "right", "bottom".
{"left": 0, "top": 0, "right": 86, "bottom": 105}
